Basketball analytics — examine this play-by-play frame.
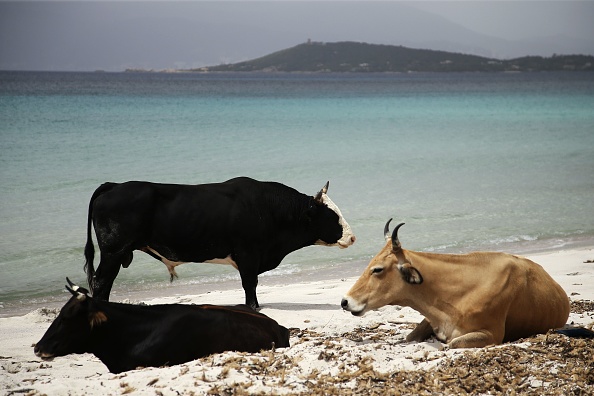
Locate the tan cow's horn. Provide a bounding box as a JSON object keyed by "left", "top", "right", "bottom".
{"left": 391, "top": 222, "right": 405, "bottom": 252}
{"left": 384, "top": 218, "right": 393, "bottom": 241}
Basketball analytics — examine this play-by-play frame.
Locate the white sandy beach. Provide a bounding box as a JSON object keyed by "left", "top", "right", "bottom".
{"left": 1, "top": 247, "right": 593, "bottom": 395}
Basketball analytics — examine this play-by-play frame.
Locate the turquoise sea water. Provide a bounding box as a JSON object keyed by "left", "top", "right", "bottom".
{"left": 1, "top": 71, "right": 593, "bottom": 314}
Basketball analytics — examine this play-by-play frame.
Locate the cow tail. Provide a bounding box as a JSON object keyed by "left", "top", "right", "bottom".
{"left": 84, "top": 183, "right": 115, "bottom": 290}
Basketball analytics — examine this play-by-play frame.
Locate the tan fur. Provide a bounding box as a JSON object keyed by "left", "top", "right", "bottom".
{"left": 89, "top": 311, "right": 108, "bottom": 328}
{"left": 343, "top": 242, "right": 570, "bottom": 348}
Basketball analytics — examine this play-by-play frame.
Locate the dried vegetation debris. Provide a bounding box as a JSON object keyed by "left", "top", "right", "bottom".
{"left": 571, "top": 299, "right": 594, "bottom": 315}
{"left": 347, "top": 333, "right": 593, "bottom": 396}
{"left": 198, "top": 302, "right": 593, "bottom": 395}
{"left": 276, "top": 332, "right": 592, "bottom": 396}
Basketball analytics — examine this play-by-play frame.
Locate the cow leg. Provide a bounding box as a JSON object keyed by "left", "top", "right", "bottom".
{"left": 239, "top": 268, "right": 260, "bottom": 310}
{"left": 92, "top": 252, "right": 126, "bottom": 301}
{"left": 449, "top": 331, "right": 496, "bottom": 349}
{"left": 406, "top": 318, "right": 434, "bottom": 342}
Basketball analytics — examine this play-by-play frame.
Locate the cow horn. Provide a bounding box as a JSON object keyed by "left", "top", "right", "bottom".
{"left": 314, "top": 181, "right": 329, "bottom": 202}
{"left": 66, "top": 277, "right": 77, "bottom": 289}
{"left": 391, "top": 222, "right": 405, "bottom": 252}
{"left": 65, "top": 277, "right": 87, "bottom": 301}
{"left": 384, "top": 218, "right": 393, "bottom": 241}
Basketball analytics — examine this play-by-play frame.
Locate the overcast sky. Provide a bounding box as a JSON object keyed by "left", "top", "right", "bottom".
{"left": 1, "top": 1, "right": 593, "bottom": 71}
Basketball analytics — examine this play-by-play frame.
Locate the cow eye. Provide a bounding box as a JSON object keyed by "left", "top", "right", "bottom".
{"left": 371, "top": 267, "right": 383, "bottom": 275}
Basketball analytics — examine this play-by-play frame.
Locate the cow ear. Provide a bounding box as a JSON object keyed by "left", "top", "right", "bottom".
{"left": 89, "top": 311, "right": 108, "bottom": 328}
{"left": 398, "top": 263, "right": 423, "bottom": 284}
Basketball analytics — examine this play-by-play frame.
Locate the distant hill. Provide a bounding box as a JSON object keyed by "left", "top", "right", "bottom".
{"left": 200, "top": 41, "right": 594, "bottom": 73}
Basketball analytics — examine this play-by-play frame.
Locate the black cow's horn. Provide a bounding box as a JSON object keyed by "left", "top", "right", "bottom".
{"left": 66, "top": 277, "right": 80, "bottom": 292}
{"left": 314, "top": 181, "right": 330, "bottom": 202}
{"left": 66, "top": 284, "right": 77, "bottom": 297}
{"left": 391, "top": 222, "right": 405, "bottom": 252}
{"left": 65, "top": 277, "right": 88, "bottom": 300}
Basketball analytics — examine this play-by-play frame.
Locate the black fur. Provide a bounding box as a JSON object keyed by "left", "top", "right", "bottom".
{"left": 84, "top": 177, "right": 345, "bottom": 308}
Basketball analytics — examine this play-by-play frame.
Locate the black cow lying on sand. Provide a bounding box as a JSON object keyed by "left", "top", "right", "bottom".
{"left": 84, "top": 177, "right": 355, "bottom": 309}
{"left": 34, "top": 279, "right": 290, "bottom": 373}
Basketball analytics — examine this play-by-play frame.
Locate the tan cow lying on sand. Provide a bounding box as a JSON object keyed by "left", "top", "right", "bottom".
{"left": 341, "top": 219, "right": 570, "bottom": 348}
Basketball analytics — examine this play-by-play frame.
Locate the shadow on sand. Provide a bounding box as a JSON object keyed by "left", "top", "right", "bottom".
{"left": 261, "top": 302, "right": 339, "bottom": 311}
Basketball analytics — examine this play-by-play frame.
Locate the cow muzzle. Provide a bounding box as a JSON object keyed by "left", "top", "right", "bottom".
{"left": 33, "top": 345, "right": 54, "bottom": 360}
{"left": 338, "top": 234, "right": 356, "bottom": 248}
{"left": 340, "top": 296, "right": 366, "bottom": 316}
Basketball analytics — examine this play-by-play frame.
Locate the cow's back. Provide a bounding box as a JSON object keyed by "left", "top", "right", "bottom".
{"left": 503, "top": 255, "right": 569, "bottom": 341}
{"left": 192, "top": 305, "right": 291, "bottom": 351}
{"left": 91, "top": 180, "right": 250, "bottom": 250}
{"left": 93, "top": 178, "right": 301, "bottom": 233}
{"left": 92, "top": 181, "right": 164, "bottom": 220}
{"left": 144, "top": 305, "right": 290, "bottom": 366}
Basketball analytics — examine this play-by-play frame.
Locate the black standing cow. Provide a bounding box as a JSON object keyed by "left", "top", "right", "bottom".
{"left": 34, "top": 279, "right": 290, "bottom": 374}
{"left": 84, "top": 177, "right": 355, "bottom": 308}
